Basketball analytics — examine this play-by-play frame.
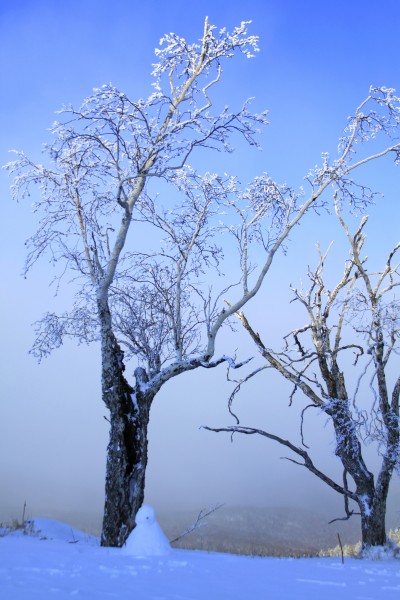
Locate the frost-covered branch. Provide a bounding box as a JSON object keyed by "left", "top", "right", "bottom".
{"left": 5, "top": 18, "right": 268, "bottom": 298}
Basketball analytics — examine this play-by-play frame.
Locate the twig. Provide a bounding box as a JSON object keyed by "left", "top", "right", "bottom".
{"left": 170, "top": 504, "right": 224, "bottom": 543}
{"left": 69, "top": 528, "right": 79, "bottom": 544}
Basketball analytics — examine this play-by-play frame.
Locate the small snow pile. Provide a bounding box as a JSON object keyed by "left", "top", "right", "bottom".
{"left": 122, "top": 505, "right": 171, "bottom": 556}
{"left": 359, "top": 538, "right": 400, "bottom": 560}
{"left": 23, "top": 518, "right": 98, "bottom": 545}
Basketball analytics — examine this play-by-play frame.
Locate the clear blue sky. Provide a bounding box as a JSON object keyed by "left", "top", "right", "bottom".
{"left": 0, "top": 0, "right": 399, "bottom": 530}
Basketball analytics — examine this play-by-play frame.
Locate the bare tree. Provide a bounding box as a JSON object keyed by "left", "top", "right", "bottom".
{"left": 5, "top": 19, "right": 268, "bottom": 547}
{"left": 5, "top": 17, "right": 400, "bottom": 550}
{"left": 205, "top": 201, "right": 400, "bottom": 554}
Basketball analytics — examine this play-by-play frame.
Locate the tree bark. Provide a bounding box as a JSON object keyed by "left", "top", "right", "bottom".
{"left": 327, "top": 398, "right": 392, "bottom": 549}
{"left": 98, "top": 296, "right": 153, "bottom": 547}
{"left": 360, "top": 500, "right": 387, "bottom": 548}
{"left": 358, "top": 455, "right": 396, "bottom": 549}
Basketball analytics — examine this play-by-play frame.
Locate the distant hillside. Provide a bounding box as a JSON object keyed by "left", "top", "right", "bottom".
{"left": 16, "top": 503, "right": 397, "bottom": 557}
{"left": 159, "top": 505, "right": 362, "bottom": 557}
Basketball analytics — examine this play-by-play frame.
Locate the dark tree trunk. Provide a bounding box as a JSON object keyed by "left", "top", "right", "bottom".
{"left": 360, "top": 501, "right": 387, "bottom": 548}
{"left": 98, "top": 296, "right": 153, "bottom": 547}
{"left": 328, "top": 398, "right": 393, "bottom": 550}
{"left": 358, "top": 457, "right": 395, "bottom": 550}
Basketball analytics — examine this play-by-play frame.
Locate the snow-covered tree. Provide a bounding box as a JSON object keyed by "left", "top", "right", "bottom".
{"left": 206, "top": 201, "right": 400, "bottom": 554}
{"left": 5, "top": 19, "right": 269, "bottom": 547}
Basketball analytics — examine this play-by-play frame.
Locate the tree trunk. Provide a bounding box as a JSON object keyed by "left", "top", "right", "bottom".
{"left": 98, "top": 296, "right": 153, "bottom": 547}
{"left": 360, "top": 500, "right": 387, "bottom": 548}
{"left": 329, "top": 398, "right": 389, "bottom": 549}
{"left": 329, "top": 399, "right": 394, "bottom": 550}
{"left": 358, "top": 460, "right": 394, "bottom": 550}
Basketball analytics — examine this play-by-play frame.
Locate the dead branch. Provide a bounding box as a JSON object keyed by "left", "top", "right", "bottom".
{"left": 170, "top": 504, "right": 224, "bottom": 544}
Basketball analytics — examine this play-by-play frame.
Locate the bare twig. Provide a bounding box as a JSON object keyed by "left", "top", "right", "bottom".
{"left": 170, "top": 504, "right": 224, "bottom": 543}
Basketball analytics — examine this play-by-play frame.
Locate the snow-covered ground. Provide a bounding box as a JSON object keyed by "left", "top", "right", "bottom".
{"left": 1, "top": 515, "right": 399, "bottom": 600}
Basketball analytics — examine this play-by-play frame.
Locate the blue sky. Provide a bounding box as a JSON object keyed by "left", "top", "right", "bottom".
{"left": 1, "top": 0, "right": 399, "bottom": 529}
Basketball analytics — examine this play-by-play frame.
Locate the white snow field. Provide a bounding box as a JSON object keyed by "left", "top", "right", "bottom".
{"left": 1, "top": 514, "right": 399, "bottom": 600}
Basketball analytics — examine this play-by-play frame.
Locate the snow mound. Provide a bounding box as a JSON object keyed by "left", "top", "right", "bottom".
{"left": 359, "top": 538, "right": 400, "bottom": 560}
{"left": 24, "top": 518, "right": 99, "bottom": 545}
{"left": 122, "top": 505, "right": 171, "bottom": 556}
